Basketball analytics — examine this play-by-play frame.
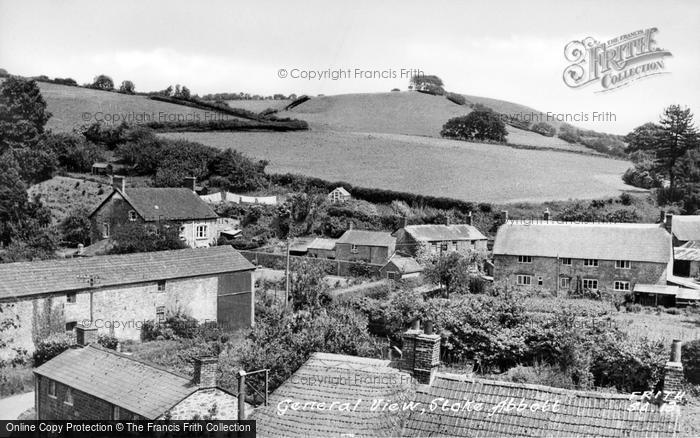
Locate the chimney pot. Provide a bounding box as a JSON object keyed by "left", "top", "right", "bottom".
{"left": 663, "top": 340, "right": 684, "bottom": 394}
{"left": 665, "top": 213, "right": 673, "bottom": 233}
{"left": 184, "top": 176, "right": 197, "bottom": 192}
{"left": 76, "top": 324, "right": 98, "bottom": 346}
{"left": 112, "top": 175, "right": 126, "bottom": 193}
{"left": 543, "top": 208, "right": 551, "bottom": 222}
{"left": 660, "top": 210, "right": 666, "bottom": 223}
{"left": 501, "top": 210, "right": 509, "bottom": 224}
{"left": 193, "top": 357, "right": 219, "bottom": 388}
{"left": 670, "top": 339, "right": 682, "bottom": 363}
{"left": 411, "top": 319, "right": 420, "bottom": 331}
{"left": 424, "top": 321, "right": 434, "bottom": 335}
{"left": 466, "top": 212, "right": 473, "bottom": 226}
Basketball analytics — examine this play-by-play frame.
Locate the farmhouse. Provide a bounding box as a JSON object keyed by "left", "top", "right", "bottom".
{"left": 335, "top": 229, "right": 396, "bottom": 264}
{"left": 35, "top": 336, "right": 247, "bottom": 420}
{"left": 89, "top": 176, "right": 220, "bottom": 248}
{"left": 394, "top": 223, "right": 488, "bottom": 256}
{"left": 252, "top": 322, "right": 683, "bottom": 437}
{"left": 380, "top": 254, "right": 423, "bottom": 280}
{"left": 492, "top": 222, "right": 671, "bottom": 295}
{"left": 0, "top": 246, "right": 255, "bottom": 360}
{"left": 327, "top": 186, "right": 351, "bottom": 204}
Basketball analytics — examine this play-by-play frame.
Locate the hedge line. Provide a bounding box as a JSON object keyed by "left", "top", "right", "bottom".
{"left": 145, "top": 118, "right": 308, "bottom": 132}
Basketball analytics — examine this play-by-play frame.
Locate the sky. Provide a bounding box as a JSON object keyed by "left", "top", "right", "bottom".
{"left": 1, "top": 0, "right": 699, "bottom": 134}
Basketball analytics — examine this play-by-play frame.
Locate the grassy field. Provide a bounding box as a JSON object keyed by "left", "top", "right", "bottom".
{"left": 36, "top": 82, "right": 229, "bottom": 132}
{"left": 28, "top": 175, "right": 106, "bottom": 223}
{"left": 161, "top": 130, "right": 636, "bottom": 203}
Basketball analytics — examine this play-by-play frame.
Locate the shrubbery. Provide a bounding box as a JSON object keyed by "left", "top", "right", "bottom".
{"left": 531, "top": 122, "right": 556, "bottom": 137}
{"left": 445, "top": 92, "right": 466, "bottom": 105}
{"left": 441, "top": 111, "right": 508, "bottom": 143}
{"left": 33, "top": 334, "right": 72, "bottom": 366}
{"left": 97, "top": 334, "right": 118, "bottom": 350}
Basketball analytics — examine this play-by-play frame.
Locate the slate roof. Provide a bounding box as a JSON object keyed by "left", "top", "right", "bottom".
{"left": 674, "top": 241, "right": 700, "bottom": 261}
{"left": 251, "top": 352, "right": 414, "bottom": 438}
{"left": 493, "top": 223, "right": 671, "bottom": 264}
{"left": 0, "top": 246, "right": 254, "bottom": 300}
{"left": 405, "top": 373, "right": 680, "bottom": 437}
{"left": 307, "top": 238, "right": 337, "bottom": 251}
{"left": 403, "top": 224, "right": 487, "bottom": 242}
{"left": 671, "top": 215, "right": 700, "bottom": 241}
{"left": 34, "top": 345, "right": 197, "bottom": 419}
{"left": 92, "top": 188, "right": 218, "bottom": 222}
{"left": 383, "top": 254, "right": 423, "bottom": 274}
{"left": 336, "top": 230, "right": 396, "bottom": 247}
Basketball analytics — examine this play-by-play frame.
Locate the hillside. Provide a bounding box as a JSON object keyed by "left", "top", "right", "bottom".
{"left": 278, "top": 92, "right": 593, "bottom": 153}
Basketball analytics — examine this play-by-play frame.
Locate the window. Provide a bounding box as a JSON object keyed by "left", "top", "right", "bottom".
{"left": 582, "top": 278, "right": 598, "bottom": 290}
{"left": 583, "top": 259, "right": 599, "bottom": 267}
{"left": 128, "top": 210, "right": 138, "bottom": 222}
{"left": 516, "top": 275, "right": 532, "bottom": 285}
{"left": 615, "top": 260, "right": 631, "bottom": 269}
{"left": 102, "top": 222, "right": 110, "bottom": 238}
{"left": 195, "top": 224, "right": 208, "bottom": 239}
{"left": 48, "top": 380, "right": 56, "bottom": 398}
{"left": 351, "top": 244, "right": 358, "bottom": 254}
{"left": 430, "top": 243, "right": 438, "bottom": 253}
{"left": 517, "top": 256, "right": 532, "bottom": 263}
{"left": 65, "top": 388, "right": 73, "bottom": 406}
{"left": 561, "top": 258, "right": 572, "bottom": 265}
{"left": 65, "top": 321, "right": 77, "bottom": 333}
{"left": 157, "top": 280, "right": 166, "bottom": 292}
{"left": 112, "top": 405, "right": 120, "bottom": 420}
{"left": 66, "top": 293, "right": 76, "bottom": 304}
{"left": 614, "top": 281, "right": 630, "bottom": 291}
{"left": 560, "top": 277, "right": 571, "bottom": 289}
{"left": 451, "top": 240, "right": 458, "bottom": 250}
{"left": 537, "top": 277, "right": 543, "bottom": 286}
{"left": 387, "top": 271, "right": 399, "bottom": 280}
{"left": 156, "top": 306, "right": 166, "bottom": 322}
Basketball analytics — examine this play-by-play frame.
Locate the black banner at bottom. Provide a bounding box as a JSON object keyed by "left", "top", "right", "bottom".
{"left": 0, "top": 420, "right": 256, "bottom": 438}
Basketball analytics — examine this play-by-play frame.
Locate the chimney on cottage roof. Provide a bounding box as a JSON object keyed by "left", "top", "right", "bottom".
{"left": 664, "top": 213, "right": 673, "bottom": 234}
{"left": 112, "top": 175, "right": 126, "bottom": 193}
{"left": 184, "top": 176, "right": 197, "bottom": 192}
{"left": 466, "top": 211, "right": 473, "bottom": 226}
{"left": 543, "top": 208, "right": 551, "bottom": 222}
{"left": 399, "top": 319, "right": 441, "bottom": 385}
{"left": 501, "top": 210, "right": 509, "bottom": 225}
{"left": 76, "top": 324, "right": 98, "bottom": 346}
{"left": 193, "top": 357, "right": 219, "bottom": 388}
{"left": 663, "top": 340, "right": 684, "bottom": 394}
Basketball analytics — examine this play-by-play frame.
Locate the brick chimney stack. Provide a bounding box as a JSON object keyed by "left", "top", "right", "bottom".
{"left": 112, "top": 175, "right": 126, "bottom": 193}
{"left": 466, "top": 211, "right": 473, "bottom": 226}
{"left": 193, "top": 357, "right": 219, "bottom": 388}
{"left": 665, "top": 213, "right": 673, "bottom": 234}
{"left": 543, "top": 208, "right": 551, "bottom": 222}
{"left": 184, "top": 176, "right": 197, "bottom": 192}
{"left": 501, "top": 210, "right": 509, "bottom": 225}
{"left": 76, "top": 324, "right": 98, "bottom": 346}
{"left": 664, "top": 340, "right": 684, "bottom": 393}
{"left": 400, "top": 319, "right": 441, "bottom": 385}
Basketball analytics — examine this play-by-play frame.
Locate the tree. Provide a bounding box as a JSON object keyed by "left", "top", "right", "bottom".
{"left": 441, "top": 111, "right": 508, "bottom": 142}
{"left": 0, "top": 77, "right": 52, "bottom": 153}
{"left": 288, "top": 259, "right": 332, "bottom": 311}
{"left": 624, "top": 122, "right": 664, "bottom": 153}
{"left": 654, "top": 105, "right": 699, "bottom": 190}
{"left": 118, "top": 80, "right": 135, "bottom": 94}
{"left": 419, "top": 248, "right": 485, "bottom": 297}
{"left": 410, "top": 74, "right": 445, "bottom": 95}
{"left": 91, "top": 74, "right": 114, "bottom": 91}
{"left": 531, "top": 122, "right": 557, "bottom": 137}
{"left": 107, "top": 222, "right": 187, "bottom": 254}
{"left": 60, "top": 208, "right": 92, "bottom": 246}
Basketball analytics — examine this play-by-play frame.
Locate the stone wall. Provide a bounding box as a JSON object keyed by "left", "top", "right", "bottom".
{"left": 335, "top": 243, "right": 391, "bottom": 265}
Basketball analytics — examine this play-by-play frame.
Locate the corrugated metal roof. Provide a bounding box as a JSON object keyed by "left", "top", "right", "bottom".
{"left": 405, "top": 373, "right": 679, "bottom": 437}
{"left": 674, "top": 240, "right": 700, "bottom": 261}
{"left": 493, "top": 223, "right": 671, "bottom": 264}
{"left": 0, "top": 246, "right": 254, "bottom": 300}
{"left": 34, "top": 345, "right": 196, "bottom": 419}
{"left": 403, "top": 224, "right": 487, "bottom": 241}
{"left": 336, "top": 230, "right": 395, "bottom": 247}
{"left": 633, "top": 284, "right": 680, "bottom": 296}
{"left": 672, "top": 215, "right": 700, "bottom": 241}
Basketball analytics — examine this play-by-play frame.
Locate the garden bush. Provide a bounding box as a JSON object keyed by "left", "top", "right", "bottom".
{"left": 33, "top": 333, "right": 72, "bottom": 366}
{"left": 97, "top": 334, "right": 119, "bottom": 350}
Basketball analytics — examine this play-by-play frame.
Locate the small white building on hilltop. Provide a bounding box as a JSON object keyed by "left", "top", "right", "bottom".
{"left": 328, "top": 187, "right": 351, "bottom": 204}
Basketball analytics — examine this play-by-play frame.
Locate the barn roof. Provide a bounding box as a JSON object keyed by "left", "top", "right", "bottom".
{"left": 493, "top": 223, "right": 671, "bottom": 264}
{"left": 91, "top": 188, "right": 218, "bottom": 222}
{"left": 671, "top": 215, "right": 700, "bottom": 241}
{"left": 0, "top": 246, "right": 254, "bottom": 300}
{"left": 337, "top": 230, "right": 396, "bottom": 247}
{"left": 383, "top": 254, "right": 423, "bottom": 274}
{"left": 674, "top": 240, "right": 700, "bottom": 261}
{"left": 403, "top": 224, "right": 487, "bottom": 242}
{"left": 34, "top": 345, "right": 197, "bottom": 419}
{"left": 307, "top": 238, "right": 337, "bottom": 251}
{"left": 405, "top": 373, "right": 680, "bottom": 437}
{"left": 252, "top": 352, "right": 414, "bottom": 438}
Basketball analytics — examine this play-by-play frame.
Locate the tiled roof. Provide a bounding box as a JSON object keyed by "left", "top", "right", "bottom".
{"left": 34, "top": 345, "right": 197, "bottom": 419}
{"left": 671, "top": 215, "right": 700, "bottom": 241}
{"left": 493, "top": 223, "right": 671, "bottom": 264}
{"left": 336, "top": 230, "right": 396, "bottom": 247}
{"left": 93, "top": 188, "right": 218, "bottom": 221}
{"left": 403, "top": 224, "right": 487, "bottom": 242}
{"left": 405, "top": 373, "right": 680, "bottom": 437}
{"left": 384, "top": 254, "right": 423, "bottom": 274}
{"left": 308, "top": 238, "right": 337, "bottom": 251}
{"left": 0, "top": 246, "right": 254, "bottom": 300}
{"left": 251, "top": 353, "right": 415, "bottom": 438}
{"left": 674, "top": 241, "right": 700, "bottom": 261}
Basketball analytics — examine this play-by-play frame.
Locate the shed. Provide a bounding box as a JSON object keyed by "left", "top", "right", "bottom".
{"left": 380, "top": 254, "right": 423, "bottom": 280}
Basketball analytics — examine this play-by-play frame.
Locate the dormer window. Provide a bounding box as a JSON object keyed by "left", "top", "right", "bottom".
{"left": 128, "top": 210, "right": 138, "bottom": 222}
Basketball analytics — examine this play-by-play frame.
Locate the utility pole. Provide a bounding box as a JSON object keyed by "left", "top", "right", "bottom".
{"left": 284, "top": 238, "right": 291, "bottom": 310}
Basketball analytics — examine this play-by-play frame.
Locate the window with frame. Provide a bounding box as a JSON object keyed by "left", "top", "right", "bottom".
{"left": 560, "top": 277, "right": 571, "bottom": 288}
{"left": 387, "top": 271, "right": 398, "bottom": 281}
{"left": 156, "top": 306, "right": 166, "bottom": 322}
{"left": 561, "top": 258, "right": 572, "bottom": 265}
{"left": 128, "top": 210, "right": 138, "bottom": 222}
{"left": 66, "top": 293, "right": 76, "bottom": 304}
{"left": 112, "top": 405, "right": 120, "bottom": 420}
{"left": 102, "top": 222, "right": 110, "bottom": 238}
{"left": 615, "top": 260, "right": 631, "bottom": 269}
{"left": 157, "top": 280, "right": 166, "bottom": 292}
{"left": 351, "top": 244, "right": 358, "bottom": 254}
{"left": 537, "top": 276, "right": 543, "bottom": 286}
{"left": 195, "top": 224, "right": 208, "bottom": 239}
{"left": 48, "top": 380, "right": 56, "bottom": 398}
{"left": 583, "top": 259, "right": 599, "bottom": 267}
{"left": 517, "top": 255, "right": 532, "bottom": 263}
{"left": 582, "top": 278, "right": 598, "bottom": 290}
{"left": 614, "top": 281, "right": 630, "bottom": 291}
{"left": 516, "top": 275, "right": 532, "bottom": 285}
{"left": 451, "top": 240, "right": 458, "bottom": 250}
{"left": 65, "top": 387, "right": 73, "bottom": 406}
